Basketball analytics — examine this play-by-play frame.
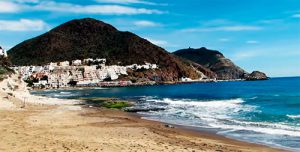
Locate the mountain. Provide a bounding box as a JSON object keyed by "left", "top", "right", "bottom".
{"left": 8, "top": 18, "right": 203, "bottom": 81}
{"left": 173, "top": 47, "right": 264, "bottom": 80}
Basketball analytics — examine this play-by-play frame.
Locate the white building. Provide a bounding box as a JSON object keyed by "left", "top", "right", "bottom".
{"left": 60, "top": 61, "right": 70, "bottom": 66}
{"left": 49, "top": 62, "right": 58, "bottom": 66}
{"left": 33, "top": 80, "right": 48, "bottom": 87}
{"left": 72, "top": 60, "right": 82, "bottom": 66}
{"left": 16, "top": 57, "right": 160, "bottom": 88}
{"left": 107, "top": 69, "right": 118, "bottom": 80}
{"left": 84, "top": 65, "right": 97, "bottom": 72}
{"left": 126, "top": 63, "right": 157, "bottom": 70}
{"left": 95, "top": 58, "right": 106, "bottom": 64}
{"left": 83, "top": 58, "right": 94, "bottom": 65}
{"left": 96, "top": 70, "right": 109, "bottom": 81}
{"left": 107, "top": 65, "right": 127, "bottom": 75}
{"left": 0, "top": 46, "right": 7, "bottom": 57}
{"left": 151, "top": 64, "right": 157, "bottom": 69}
{"left": 33, "top": 66, "right": 43, "bottom": 73}
{"left": 181, "top": 77, "right": 193, "bottom": 82}
{"left": 83, "top": 58, "right": 107, "bottom": 65}
{"left": 48, "top": 74, "right": 58, "bottom": 88}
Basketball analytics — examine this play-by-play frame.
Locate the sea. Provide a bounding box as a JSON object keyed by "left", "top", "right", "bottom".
{"left": 32, "top": 77, "right": 300, "bottom": 151}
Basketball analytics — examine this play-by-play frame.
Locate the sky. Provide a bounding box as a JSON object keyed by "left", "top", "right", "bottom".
{"left": 0, "top": 0, "right": 300, "bottom": 77}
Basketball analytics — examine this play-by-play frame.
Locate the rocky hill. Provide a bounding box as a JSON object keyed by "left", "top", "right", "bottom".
{"left": 8, "top": 18, "right": 204, "bottom": 82}
{"left": 173, "top": 47, "right": 267, "bottom": 80}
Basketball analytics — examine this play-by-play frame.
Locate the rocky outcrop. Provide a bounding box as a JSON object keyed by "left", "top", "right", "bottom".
{"left": 173, "top": 47, "right": 248, "bottom": 80}
{"left": 245, "top": 71, "right": 268, "bottom": 81}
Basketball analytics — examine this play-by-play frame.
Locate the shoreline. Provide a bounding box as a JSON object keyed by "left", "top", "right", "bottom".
{"left": 0, "top": 75, "right": 286, "bottom": 151}
{"left": 132, "top": 112, "right": 290, "bottom": 152}
{"left": 141, "top": 116, "right": 293, "bottom": 152}
{"left": 29, "top": 78, "right": 250, "bottom": 91}
{"left": 85, "top": 105, "right": 287, "bottom": 152}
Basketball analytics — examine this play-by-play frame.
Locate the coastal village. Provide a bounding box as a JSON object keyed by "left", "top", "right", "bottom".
{"left": 12, "top": 58, "right": 160, "bottom": 89}
{"left": 2, "top": 46, "right": 216, "bottom": 89}
{"left": 2, "top": 46, "right": 217, "bottom": 89}
{"left": 2, "top": 45, "right": 257, "bottom": 89}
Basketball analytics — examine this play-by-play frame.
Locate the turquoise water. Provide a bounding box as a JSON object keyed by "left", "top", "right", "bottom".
{"left": 32, "top": 77, "right": 300, "bottom": 151}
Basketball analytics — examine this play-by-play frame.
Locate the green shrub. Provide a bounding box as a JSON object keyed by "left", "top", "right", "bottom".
{"left": 0, "top": 66, "right": 8, "bottom": 75}
{"left": 24, "top": 79, "right": 34, "bottom": 87}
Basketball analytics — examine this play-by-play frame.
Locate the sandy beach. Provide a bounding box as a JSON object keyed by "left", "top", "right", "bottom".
{"left": 0, "top": 75, "right": 285, "bottom": 152}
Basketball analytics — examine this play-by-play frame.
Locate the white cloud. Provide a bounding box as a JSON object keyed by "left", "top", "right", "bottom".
{"left": 219, "top": 38, "right": 230, "bottom": 42}
{"left": 220, "top": 26, "right": 262, "bottom": 31}
{"left": 145, "top": 38, "right": 179, "bottom": 48}
{"left": 199, "top": 19, "right": 234, "bottom": 26}
{"left": 259, "top": 19, "right": 282, "bottom": 24}
{"left": 181, "top": 25, "right": 262, "bottom": 32}
{"left": 232, "top": 51, "right": 260, "bottom": 61}
{"left": 181, "top": 19, "right": 262, "bottom": 33}
{"left": 31, "top": 2, "right": 163, "bottom": 15}
{"left": 0, "top": 19, "right": 49, "bottom": 31}
{"left": 246, "top": 40, "right": 259, "bottom": 44}
{"left": 134, "top": 20, "right": 160, "bottom": 27}
{"left": 13, "top": 0, "right": 39, "bottom": 3}
{"left": 95, "top": 0, "right": 157, "bottom": 5}
{"left": 0, "top": 1, "right": 20, "bottom": 13}
{"left": 0, "top": 1, "right": 164, "bottom": 15}
{"left": 1, "top": 45, "right": 12, "bottom": 50}
{"left": 146, "top": 38, "right": 168, "bottom": 46}
{"left": 292, "top": 14, "right": 300, "bottom": 18}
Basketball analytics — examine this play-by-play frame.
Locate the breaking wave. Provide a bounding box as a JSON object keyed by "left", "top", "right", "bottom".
{"left": 141, "top": 97, "right": 300, "bottom": 138}
{"left": 287, "top": 115, "right": 300, "bottom": 119}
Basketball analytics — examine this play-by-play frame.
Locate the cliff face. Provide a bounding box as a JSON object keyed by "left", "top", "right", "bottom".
{"left": 8, "top": 18, "right": 203, "bottom": 81}
{"left": 173, "top": 47, "right": 248, "bottom": 80}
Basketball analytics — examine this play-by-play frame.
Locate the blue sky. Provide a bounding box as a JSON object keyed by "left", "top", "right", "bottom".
{"left": 0, "top": 0, "right": 300, "bottom": 77}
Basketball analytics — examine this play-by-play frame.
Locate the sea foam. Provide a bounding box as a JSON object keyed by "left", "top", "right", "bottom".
{"left": 144, "top": 97, "right": 300, "bottom": 137}
{"left": 287, "top": 115, "right": 300, "bottom": 119}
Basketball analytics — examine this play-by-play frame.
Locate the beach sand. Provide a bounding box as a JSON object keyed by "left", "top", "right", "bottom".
{"left": 0, "top": 75, "right": 285, "bottom": 152}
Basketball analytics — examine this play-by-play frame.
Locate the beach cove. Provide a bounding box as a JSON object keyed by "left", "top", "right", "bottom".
{"left": 32, "top": 77, "right": 300, "bottom": 151}
{"left": 0, "top": 75, "right": 285, "bottom": 152}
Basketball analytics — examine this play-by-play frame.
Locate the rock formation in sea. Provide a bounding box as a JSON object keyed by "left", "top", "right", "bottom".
{"left": 245, "top": 71, "right": 268, "bottom": 80}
